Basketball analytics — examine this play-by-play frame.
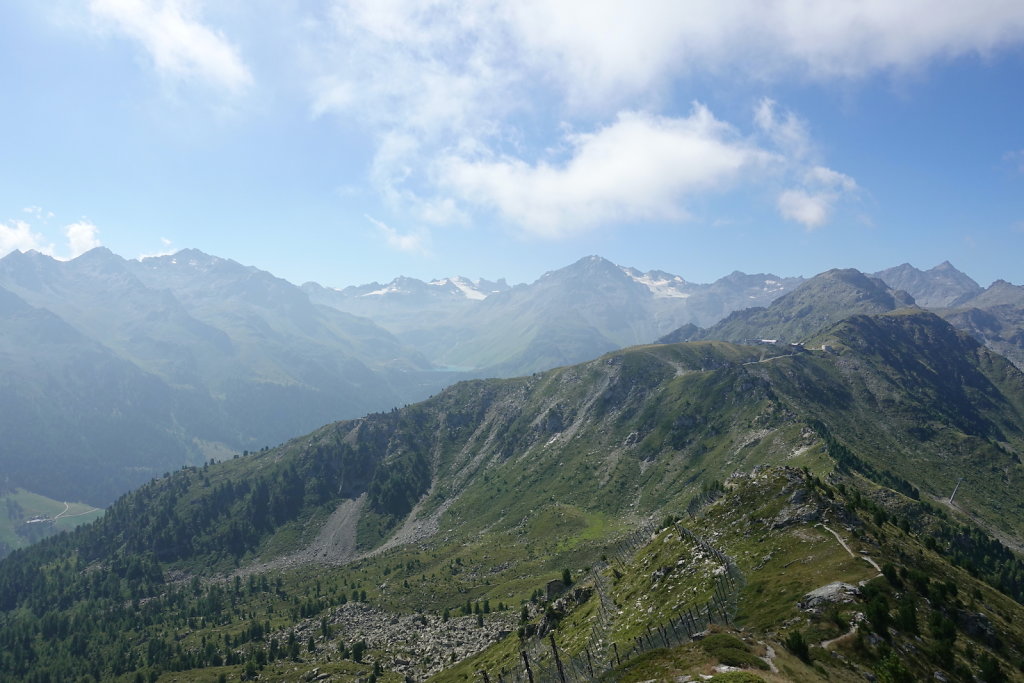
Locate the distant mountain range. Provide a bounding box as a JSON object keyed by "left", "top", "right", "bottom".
{"left": 0, "top": 248, "right": 449, "bottom": 506}
{"left": 1, "top": 247, "right": 1020, "bottom": 514}
{"left": 658, "top": 261, "right": 1024, "bottom": 370}
{"left": 672, "top": 268, "right": 917, "bottom": 344}
{"left": 309, "top": 255, "right": 804, "bottom": 376}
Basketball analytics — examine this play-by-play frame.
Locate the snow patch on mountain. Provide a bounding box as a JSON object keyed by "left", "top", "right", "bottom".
{"left": 428, "top": 277, "right": 488, "bottom": 301}
{"left": 749, "top": 279, "right": 787, "bottom": 298}
{"left": 621, "top": 267, "right": 691, "bottom": 299}
{"left": 355, "top": 275, "right": 506, "bottom": 300}
{"left": 363, "top": 283, "right": 404, "bottom": 297}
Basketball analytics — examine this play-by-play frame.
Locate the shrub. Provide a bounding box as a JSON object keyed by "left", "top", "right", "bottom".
{"left": 700, "top": 634, "right": 769, "bottom": 670}
{"left": 784, "top": 630, "right": 810, "bottom": 663}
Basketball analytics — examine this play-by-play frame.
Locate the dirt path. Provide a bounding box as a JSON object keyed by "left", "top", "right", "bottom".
{"left": 53, "top": 502, "right": 100, "bottom": 521}
{"left": 817, "top": 523, "right": 881, "bottom": 573}
{"left": 53, "top": 502, "right": 70, "bottom": 520}
{"left": 742, "top": 352, "right": 798, "bottom": 366}
{"left": 820, "top": 622, "right": 858, "bottom": 650}
{"left": 809, "top": 524, "right": 879, "bottom": 651}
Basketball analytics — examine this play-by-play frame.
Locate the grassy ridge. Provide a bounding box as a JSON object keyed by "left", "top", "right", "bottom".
{"left": 442, "top": 467, "right": 1024, "bottom": 682}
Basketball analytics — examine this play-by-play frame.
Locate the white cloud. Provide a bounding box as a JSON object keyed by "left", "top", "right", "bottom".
{"left": 366, "top": 215, "right": 430, "bottom": 254}
{"left": 777, "top": 189, "right": 831, "bottom": 229}
{"left": 22, "top": 206, "right": 54, "bottom": 220}
{"left": 777, "top": 167, "right": 858, "bottom": 229}
{"left": 754, "top": 100, "right": 859, "bottom": 230}
{"left": 310, "top": 76, "right": 356, "bottom": 119}
{"left": 89, "top": 0, "right": 252, "bottom": 93}
{"left": 312, "top": 0, "right": 1024, "bottom": 129}
{"left": 312, "top": 0, "right": 513, "bottom": 133}
{"left": 806, "top": 166, "right": 858, "bottom": 192}
{"left": 440, "top": 106, "right": 773, "bottom": 237}
{"left": 0, "top": 220, "right": 54, "bottom": 257}
{"left": 754, "top": 98, "right": 813, "bottom": 160}
{"left": 303, "top": 1, "right": 1024, "bottom": 235}
{"left": 64, "top": 220, "right": 102, "bottom": 258}
{"left": 1005, "top": 149, "right": 1024, "bottom": 173}
{"left": 505, "top": 1, "right": 1024, "bottom": 99}
{"left": 1, "top": 216, "right": 111, "bottom": 259}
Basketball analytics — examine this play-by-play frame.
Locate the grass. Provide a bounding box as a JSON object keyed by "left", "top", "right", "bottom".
{"left": 447, "top": 466, "right": 1024, "bottom": 683}
{"left": 0, "top": 488, "right": 103, "bottom": 553}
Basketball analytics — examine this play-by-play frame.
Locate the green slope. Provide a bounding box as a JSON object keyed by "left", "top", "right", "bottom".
{"left": 692, "top": 268, "right": 917, "bottom": 345}
{"left": 2, "top": 311, "right": 1024, "bottom": 681}
{"left": 449, "top": 467, "right": 1024, "bottom": 682}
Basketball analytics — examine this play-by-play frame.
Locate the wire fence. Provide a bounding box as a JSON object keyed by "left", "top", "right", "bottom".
{"left": 479, "top": 517, "right": 744, "bottom": 683}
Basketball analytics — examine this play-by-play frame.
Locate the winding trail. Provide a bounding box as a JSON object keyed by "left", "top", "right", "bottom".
{"left": 53, "top": 502, "right": 100, "bottom": 521}
{"left": 820, "top": 622, "right": 859, "bottom": 650}
{"left": 742, "top": 352, "right": 799, "bottom": 366}
{"left": 817, "top": 523, "right": 882, "bottom": 573}
{"left": 812, "top": 523, "right": 882, "bottom": 651}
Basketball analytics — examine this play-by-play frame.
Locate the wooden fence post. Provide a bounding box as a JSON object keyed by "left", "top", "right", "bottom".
{"left": 549, "top": 633, "right": 567, "bottom": 683}
{"left": 520, "top": 650, "right": 534, "bottom": 683}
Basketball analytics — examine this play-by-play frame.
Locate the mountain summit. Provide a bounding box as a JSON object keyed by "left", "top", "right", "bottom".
{"left": 312, "top": 255, "right": 803, "bottom": 375}
{"left": 677, "top": 268, "right": 917, "bottom": 344}
{"left": 873, "top": 260, "right": 982, "bottom": 308}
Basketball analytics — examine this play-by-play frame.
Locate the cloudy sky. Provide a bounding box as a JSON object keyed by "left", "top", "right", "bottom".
{"left": 1, "top": 1, "right": 1023, "bottom": 287}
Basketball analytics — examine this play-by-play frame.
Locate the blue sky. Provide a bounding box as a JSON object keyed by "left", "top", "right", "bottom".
{"left": 1, "top": 1, "right": 1023, "bottom": 289}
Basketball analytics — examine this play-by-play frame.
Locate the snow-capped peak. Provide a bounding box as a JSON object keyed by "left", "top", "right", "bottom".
{"left": 362, "top": 282, "right": 407, "bottom": 297}
{"left": 354, "top": 275, "right": 507, "bottom": 300}
{"left": 621, "top": 267, "right": 691, "bottom": 299}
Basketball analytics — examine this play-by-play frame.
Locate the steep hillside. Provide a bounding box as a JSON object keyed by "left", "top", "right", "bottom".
{"left": 0, "top": 284, "right": 208, "bottom": 506}
{"left": 939, "top": 280, "right": 1024, "bottom": 370}
{"left": 687, "top": 268, "right": 917, "bottom": 344}
{"left": 449, "top": 467, "right": 1024, "bottom": 682}
{"left": 0, "top": 249, "right": 805, "bottom": 509}
{"left": 790, "top": 311, "right": 1024, "bottom": 539}
{"left": 2, "top": 310, "right": 1023, "bottom": 681}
